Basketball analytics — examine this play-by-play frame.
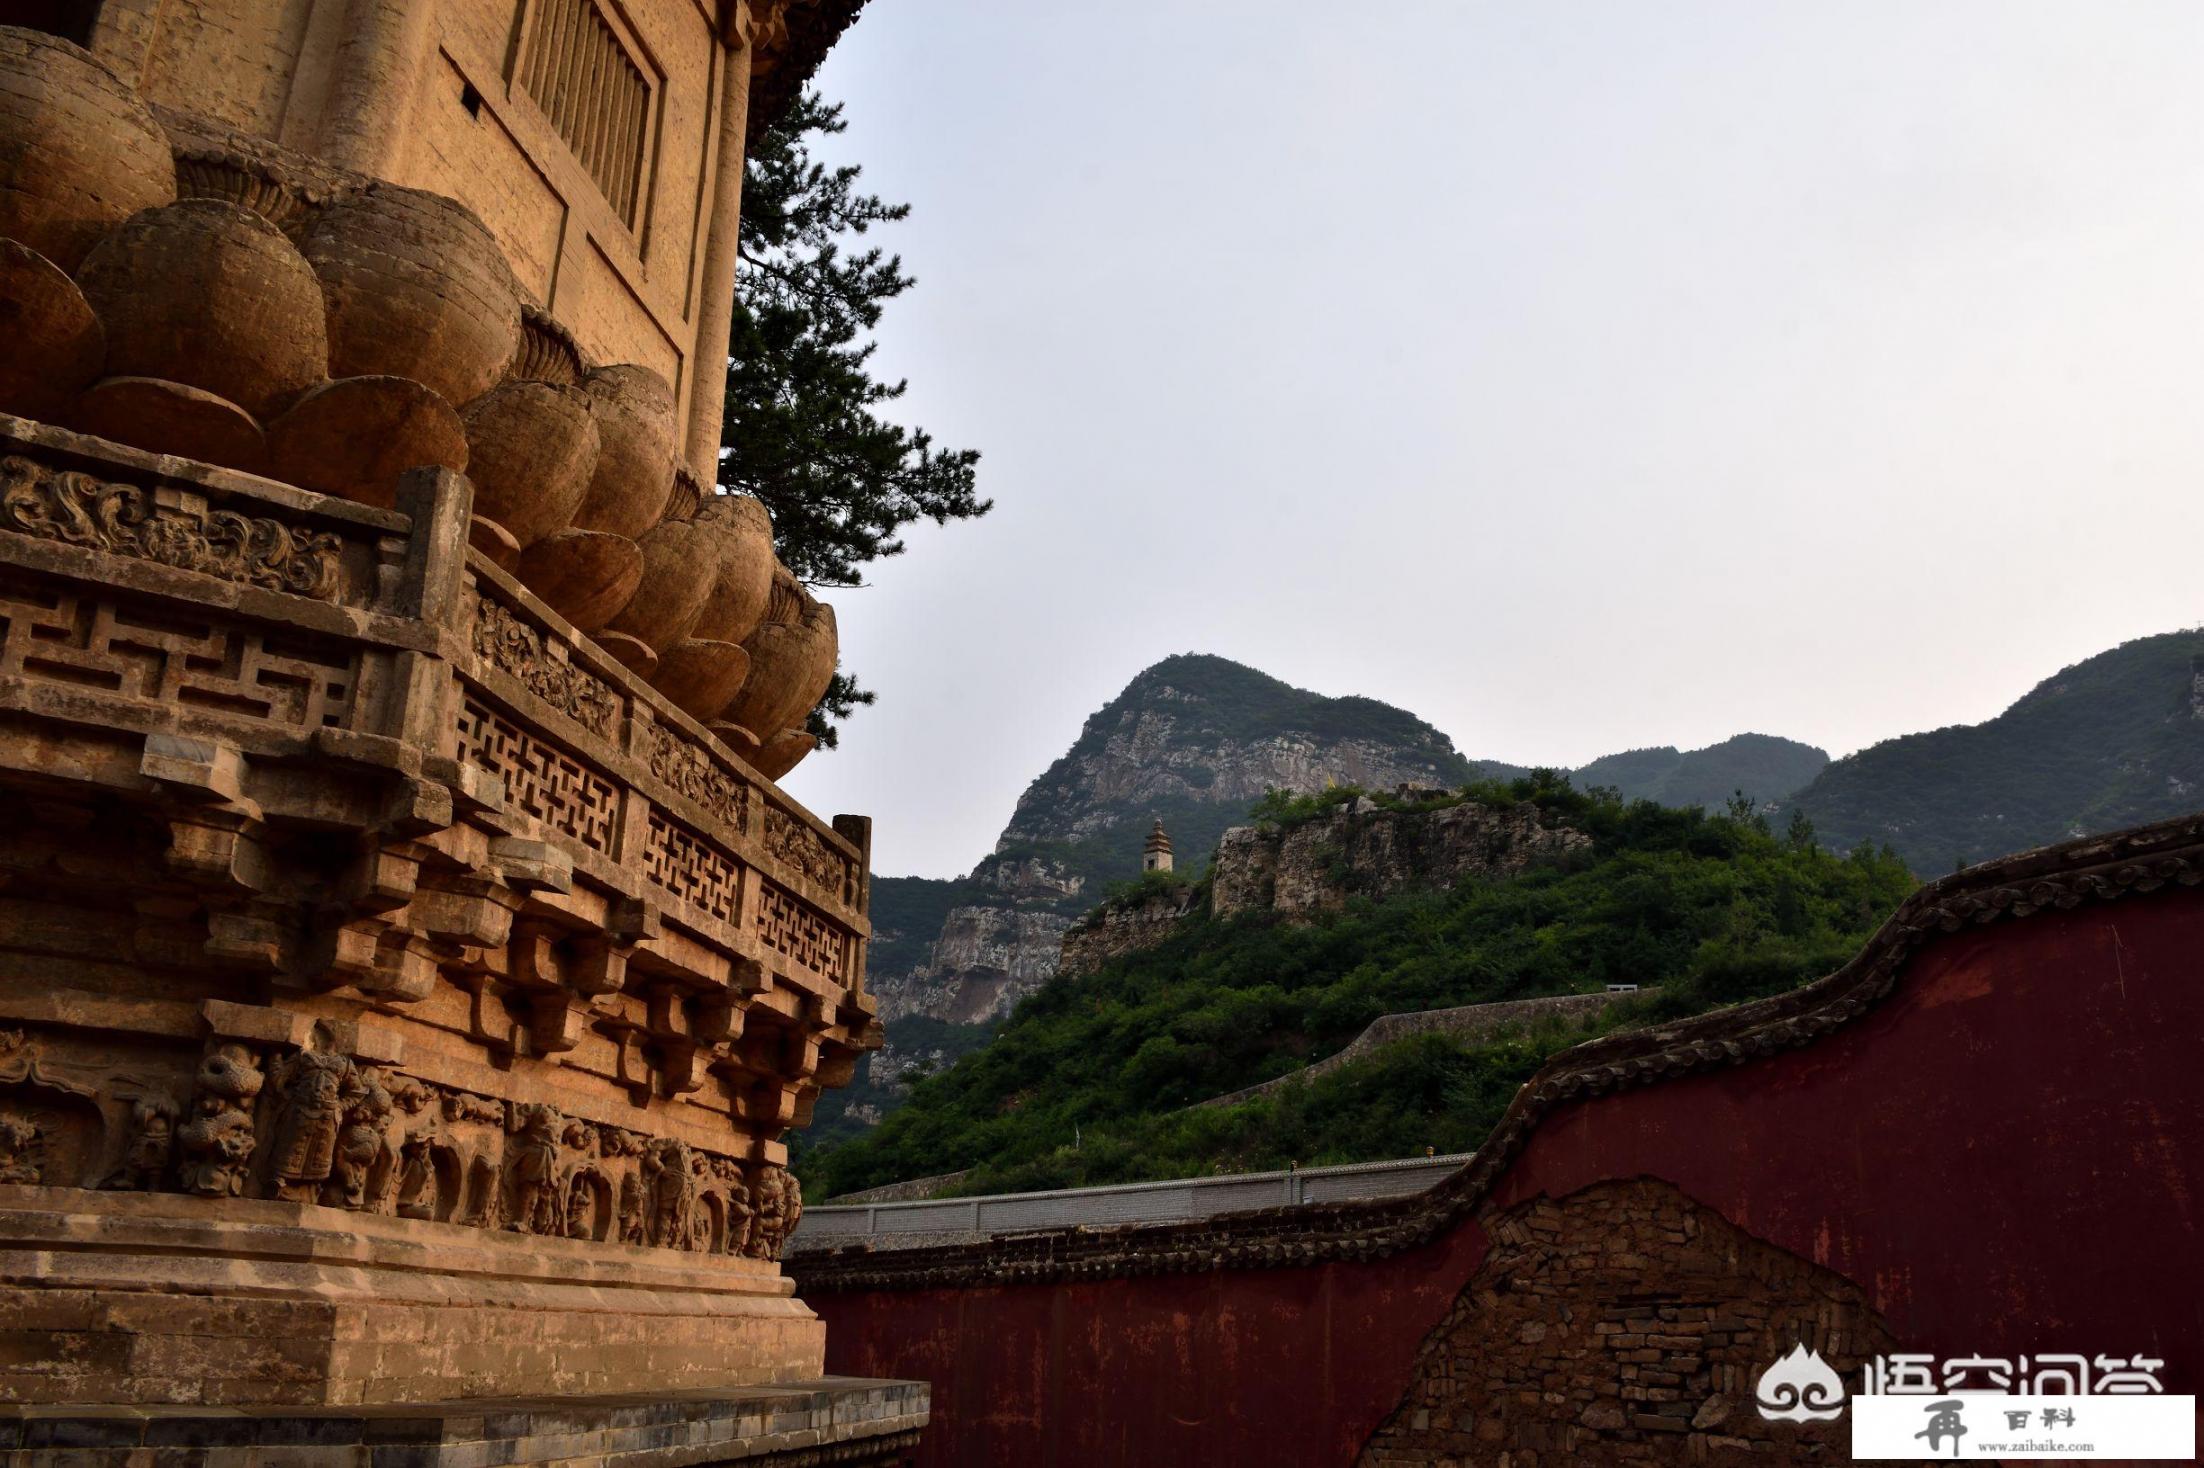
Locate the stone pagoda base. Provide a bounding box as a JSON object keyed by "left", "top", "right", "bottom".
{"left": 0, "top": 1379, "right": 927, "bottom": 1467}
{"left": 0, "top": 1187, "right": 828, "bottom": 1406}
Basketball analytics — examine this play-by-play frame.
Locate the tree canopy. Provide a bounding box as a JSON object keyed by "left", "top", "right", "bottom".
{"left": 722, "top": 91, "right": 988, "bottom": 584}
{"left": 721, "top": 93, "right": 989, "bottom": 746}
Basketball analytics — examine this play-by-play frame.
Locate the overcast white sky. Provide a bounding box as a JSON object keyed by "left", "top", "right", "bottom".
{"left": 775, "top": 1, "right": 2204, "bottom": 880}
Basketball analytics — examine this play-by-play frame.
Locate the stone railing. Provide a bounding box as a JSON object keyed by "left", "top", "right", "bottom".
{"left": 792, "top": 1152, "right": 1476, "bottom": 1254}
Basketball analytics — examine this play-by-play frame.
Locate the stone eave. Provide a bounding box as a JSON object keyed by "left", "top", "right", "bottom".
{"left": 747, "top": 0, "right": 872, "bottom": 144}
{"left": 788, "top": 809, "right": 2204, "bottom": 1293}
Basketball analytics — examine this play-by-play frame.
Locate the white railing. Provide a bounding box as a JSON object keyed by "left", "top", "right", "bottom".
{"left": 790, "top": 1151, "right": 1473, "bottom": 1249}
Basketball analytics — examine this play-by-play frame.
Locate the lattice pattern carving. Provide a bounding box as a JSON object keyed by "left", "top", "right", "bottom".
{"left": 0, "top": 577, "right": 355, "bottom": 727}
{"left": 757, "top": 880, "right": 844, "bottom": 980}
{"left": 644, "top": 812, "right": 742, "bottom": 923}
{"left": 456, "top": 698, "right": 617, "bottom": 851}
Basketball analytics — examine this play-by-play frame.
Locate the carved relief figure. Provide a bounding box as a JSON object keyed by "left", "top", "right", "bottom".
{"left": 779, "top": 1168, "right": 802, "bottom": 1253}
{"left": 739, "top": 1164, "right": 801, "bottom": 1261}
{"left": 616, "top": 1169, "right": 645, "bottom": 1245}
{"left": 395, "top": 1132, "right": 436, "bottom": 1219}
{"left": 177, "top": 1042, "right": 262, "bottom": 1196}
{"left": 723, "top": 1166, "right": 755, "bottom": 1257}
{"left": 108, "top": 1094, "right": 177, "bottom": 1190}
{"left": 0, "top": 1109, "right": 39, "bottom": 1183}
{"left": 748, "top": 1165, "right": 786, "bottom": 1260}
{"left": 641, "top": 1136, "right": 694, "bottom": 1249}
{"left": 326, "top": 1071, "right": 391, "bottom": 1210}
{"left": 565, "top": 1167, "right": 613, "bottom": 1241}
{"left": 267, "top": 1051, "right": 358, "bottom": 1200}
{"left": 504, "top": 1102, "right": 563, "bottom": 1234}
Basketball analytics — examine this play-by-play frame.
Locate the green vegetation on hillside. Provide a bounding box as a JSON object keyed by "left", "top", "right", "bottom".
{"left": 799, "top": 775, "right": 1916, "bottom": 1199}
{"left": 1789, "top": 630, "right": 2204, "bottom": 873}
{"left": 1576, "top": 733, "right": 1829, "bottom": 814}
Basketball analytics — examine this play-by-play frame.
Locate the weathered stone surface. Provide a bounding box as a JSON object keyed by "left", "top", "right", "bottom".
{"left": 753, "top": 729, "right": 818, "bottom": 781}
{"left": 689, "top": 493, "right": 778, "bottom": 645}
{"left": 0, "top": 238, "right": 100, "bottom": 421}
{"left": 654, "top": 637, "right": 755, "bottom": 723}
{"left": 0, "top": 7, "right": 894, "bottom": 1441}
{"left": 575, "top": 363, "right": 677, "bottom": 538}
{"left": 603, "top": 510, "right": 725, "bottom": 654}
{"left": 69, "top": 374, "right": 266, "bottom": 473}
{"left": 74, "top": 198, "right": 327, "bottom": 418}
{"left": 265, "top": 373, "right": 467, "bottom": 509}
{"left": 0, "top": 1378, "right": 929, "bottom": 1468}
{"left": 0, "top": 419, "right": 878, "bottom": 1409}
{"left": 880, "top": 905, "right": 1079, "bottom": 1027}
{"left": 1057, "top": 882, "right": 1199, "bottom": 979}
{"left": 513, "top": 525, "right": 644, "bottom": 633}
{"left": 507, "top": 302, "right": 586, "bottom": 387}
{"left": 298, "top": 182, "right": 520, "bottom": 408}
{"left": 460, "top": 378, "right": 599, "bottom": 550}
{"left": 0, "top": 29, "right": 175, "bottom": 271}
{"left": 721, "top": 570, "right": 838, "bottom": 745}
{"left": 1357, "top": 1178, "right": 1893, "bottom": 1465}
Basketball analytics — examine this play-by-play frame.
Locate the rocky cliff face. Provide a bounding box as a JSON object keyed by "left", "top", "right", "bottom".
{"left": 1057, "top": 795, "right": 1593, "bottom": 977}
{"left": 1211, "top": 796, "right": 1592, "bottom": 919}
{"left": 1057, "top": 884, "right": 1200, "bottom": 979}
{"left": 1001, "top": 727, "right": 1472, "bottom": 846}
{"left": 879, "top": 903, "right": 1078, "bottom": 1026}
{"left": 865, "top": 655, "right": 1484, "bottom": 1033}
{"left": 998, "top": 657, "right": 1479, "bottom": 850}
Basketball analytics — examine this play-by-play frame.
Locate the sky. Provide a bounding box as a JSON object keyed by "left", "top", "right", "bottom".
{"left": 775, "top": 1, "right": 2204, "bottom": 880}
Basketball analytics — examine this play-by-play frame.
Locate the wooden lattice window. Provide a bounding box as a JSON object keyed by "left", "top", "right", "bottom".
{"left": 517, "top": 0, "right": 653, "bottom": 226}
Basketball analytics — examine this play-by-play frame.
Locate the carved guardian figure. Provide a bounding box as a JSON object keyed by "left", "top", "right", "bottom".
{"left": 642, "top": 1136, "right": 694, "bottom": 1249}
{"left": 109, "top": 1094, "right": 177, "bottom": 1191}
{"left": 504, "top": 1102, "right": 563, "bottom": 1235}
{"left": 327, "top": 1071, "right": 392, "bottom": 1210}
{"left": 0, "top": 1110, "right": 39, "bottom": 1183}
{"left": 176, "top": 1042, "right": 262, "bottom": 1197}
{"left": 267, "top": 1051, "right": 357, "bottom": 1200}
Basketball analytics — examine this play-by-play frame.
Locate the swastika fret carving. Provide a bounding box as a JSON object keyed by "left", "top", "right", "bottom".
{"left": 456, "top": 698, "right": 618, "bottom": 851}
{"left": 757, "top": 881, "right": 844, "bottom": 981}
{"left": 644, "top": 812, "right": 742, "bottom": 923}
{"left": 0, "top": 577, "right": 355, "bottom": 728}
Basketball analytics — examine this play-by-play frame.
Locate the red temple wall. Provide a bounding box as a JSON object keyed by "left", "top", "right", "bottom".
{"left": 809, "top": 883, "right": 2204, "bottom": 1466}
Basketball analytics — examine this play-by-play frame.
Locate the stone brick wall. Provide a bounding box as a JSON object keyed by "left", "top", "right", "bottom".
{"left": 1359, "top": 1178, "right": 1891, "bottom": 1465}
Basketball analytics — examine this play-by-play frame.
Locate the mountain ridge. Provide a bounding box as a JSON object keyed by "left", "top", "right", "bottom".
{"left": 1784, "top": 629, "right": 2204, "bottom": 872}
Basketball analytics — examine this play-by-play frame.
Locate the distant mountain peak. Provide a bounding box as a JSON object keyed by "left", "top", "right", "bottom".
{"left": 997, "top": 655, "right": 1474, "bottom": 852}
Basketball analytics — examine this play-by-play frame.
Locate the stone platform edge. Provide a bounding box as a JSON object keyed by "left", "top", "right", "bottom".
{"left": 0, "top": 1377, "right": 927, "bottom": 1468}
